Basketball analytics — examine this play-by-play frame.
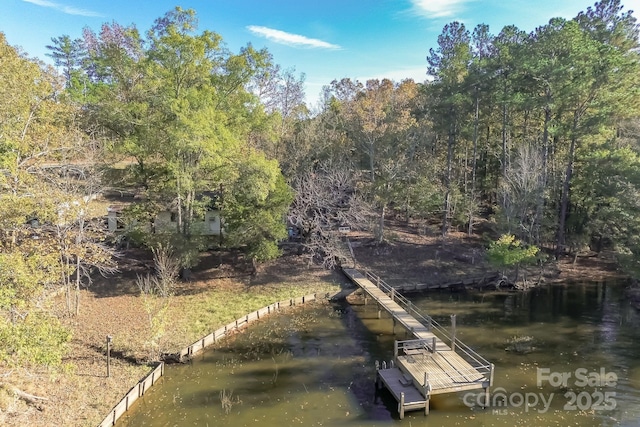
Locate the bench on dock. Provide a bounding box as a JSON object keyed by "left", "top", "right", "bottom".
{"left": 403, "top": 343, "right": 428, "bottom": 361}
{"left": 397, "top": 338, "right": 436, "bottom": 361}
{"left": 398, "top": 373, "right": 413, "bottom": 386}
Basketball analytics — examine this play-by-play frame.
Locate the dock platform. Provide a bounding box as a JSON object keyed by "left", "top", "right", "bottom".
{"left": 343, "top": 268, "right": 494, "bottom": 418}
{"left": 376, "top": 366, "right": 429, "bottom": 418}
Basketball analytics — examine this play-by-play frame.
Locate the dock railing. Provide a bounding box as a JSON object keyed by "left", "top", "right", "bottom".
{"left": 395, "top": 339, "right": 489, "bottom": 388}
{"left": 363, "top": 270, "right": 492, "bottom": 380}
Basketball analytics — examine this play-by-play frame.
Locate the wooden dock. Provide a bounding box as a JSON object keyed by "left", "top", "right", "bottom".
{"left": 343, "top": 268, "right": 494, "bottom": 419}
{"left": 376, "top": 365, "right": 429, "bottom": 419}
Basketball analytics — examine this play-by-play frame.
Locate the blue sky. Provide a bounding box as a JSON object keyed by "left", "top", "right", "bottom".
{"left": 2, "top": 0, "right": 640, "bottom": 103}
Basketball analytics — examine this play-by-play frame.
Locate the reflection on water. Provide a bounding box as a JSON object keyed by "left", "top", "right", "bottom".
{"left": 120, "top": 281, "right": 640, "bottom": 426}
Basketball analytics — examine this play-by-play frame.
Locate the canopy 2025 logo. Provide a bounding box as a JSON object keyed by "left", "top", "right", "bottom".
{"left": 463, "top": 367, "right": 617, "bottom": 414}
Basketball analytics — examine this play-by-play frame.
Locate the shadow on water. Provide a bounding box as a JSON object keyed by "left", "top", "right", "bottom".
{"left": 120, "top": 280, "right": 640, "bottom": 427}
{"left": 120, "top": 301, "right": 403, "bottom": 426}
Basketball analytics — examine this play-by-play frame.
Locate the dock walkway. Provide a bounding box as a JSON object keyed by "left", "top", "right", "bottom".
{"left": 343, "top": 268, "right": 494, "bottom": 418}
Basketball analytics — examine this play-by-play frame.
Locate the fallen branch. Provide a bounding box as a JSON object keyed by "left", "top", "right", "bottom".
{"left": 1, "top": 383, "right": 49, "bottom": 405}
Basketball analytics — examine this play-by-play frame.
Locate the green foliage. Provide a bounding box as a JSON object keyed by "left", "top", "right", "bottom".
{"left": 45, "top": 34, "right": 85, "bottom": 86}
{"left": 0, "top": 33, "right": 117, "bottom": 373}
{"left": 572, "top": 146, "right": 640, "bottom": 250}
{"left": 147, "top": 234, "right": 209, "bottom": 269}
{"left": 403, "top": 174, "right": 443, "bottom": 219}
{"left": 224, "top": 151, "right": 293, "bottom": 262}
{"left": 4, "top": 1, "right": 640, "bottom": 286}
{"left": 0, "top": 251, "right": 60, "bottom": 311}
{"left": 246, "top": 240, "right": 282, "bottom": 264}
{"left": 487, "top": 234, "right": 539, "bottom": 269}
{"left": 572, "top": 144, "right": 640, "bottom": 276}
{"left": 0, "top": 313, "right": 71, "bottom": 366}
{"left": 618, "top": 248, "right": 640, "bottom": 279}
{"left": 79, "top": 8, "right": 288, "bottom": 267}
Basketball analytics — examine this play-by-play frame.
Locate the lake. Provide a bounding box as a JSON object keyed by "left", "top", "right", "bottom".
{"left": 120, "top": 280, "right": 640, "bottom": 426}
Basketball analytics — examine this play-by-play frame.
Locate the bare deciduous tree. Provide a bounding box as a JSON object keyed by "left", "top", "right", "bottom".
{"left": 498, "top": 143, "right": 545, "bottom": 243}
{"left": 136, "top": 245, "right": 179, "bottom": 360}
{"left": 288, "top": 163, "right": 373, "bottom": 269}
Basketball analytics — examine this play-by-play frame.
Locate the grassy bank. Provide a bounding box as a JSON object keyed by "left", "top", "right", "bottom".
{"left": 0, "top": 273, "right": 342, "bottom": 427}
{"left": 169, "top": 281, "right": 341, "bottom": 347}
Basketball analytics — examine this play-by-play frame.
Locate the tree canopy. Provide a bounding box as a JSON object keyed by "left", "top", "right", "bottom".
{"left": 3, "top": 0, "right": 640, "bottom": 368}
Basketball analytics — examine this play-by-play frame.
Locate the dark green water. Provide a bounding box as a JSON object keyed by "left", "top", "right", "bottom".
{"left": 120, "top": 281, "right": 640, "bottom": 426}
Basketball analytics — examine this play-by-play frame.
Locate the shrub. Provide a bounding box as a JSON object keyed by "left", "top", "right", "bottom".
{"left": 0, "top": 313, "right": 71, "bottom": 366}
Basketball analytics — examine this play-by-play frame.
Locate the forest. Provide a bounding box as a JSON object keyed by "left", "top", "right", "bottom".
{"left": 1, "top": 0, "right": 640, "bottom": 369}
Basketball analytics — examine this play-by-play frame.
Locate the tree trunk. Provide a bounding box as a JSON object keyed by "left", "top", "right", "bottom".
{"left": 75, "top": 256, "right": 81, "bottom": 316}
{"left": 61, "top": 254, "right": 70, "bottom": 313}
{"left": 468, "top": 92, "right": 479, "bottom": 236}
{"left": 534, "top": 105, "right": 551, "bottom": 245}
{"left": 556, "top": 117, "right": 578, "bottom": 258}
{"left": 442, "top": 190, "right": 451, "bottom": 238}
{"left": 176, "top": 176, "right": 183, "bottom": 234}
{"left": 64, "top": 253, "right": 71, "bottom": 314}
{"left": 442, "top": 115, "right": 455, "bottom": 238}
{"left": 501, "top": 82, "right": 509, "bottom": 182}
{"left": 368, "top": 138, "right": 375, "bottom": 183}
{"left": 184, "top": 189, "right": 195, "bottom": 236}
{"left": 376, "top": 204, "right": 386, "bottom": 244}
{"left": 405, "top": 195, "right": 410, "bottom": 224}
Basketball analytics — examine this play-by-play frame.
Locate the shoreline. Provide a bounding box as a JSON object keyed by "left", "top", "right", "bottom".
{"left": 0, "top": 229, "right": 634, "bottom": 426}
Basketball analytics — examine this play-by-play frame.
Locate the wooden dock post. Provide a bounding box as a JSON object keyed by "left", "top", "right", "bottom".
{"left": 483, "top": 362, "right": 495, "bottom": 407}
{"left": 450, "top": 314, "right": 457, "bottom": 351}
{"left": 424, "top": 372, "right": 430, "bottom": 415}
{"left": 432, "top": 337, "right": 436, "bottom": 353}
{"left": 399, "top": 392, "right": 405, "bottom": 419}
{"left": 490, "top": 363, "right": 495, "bottom": 386}
{"left": 483, "top": 386, "right": 490, "bottom": 408}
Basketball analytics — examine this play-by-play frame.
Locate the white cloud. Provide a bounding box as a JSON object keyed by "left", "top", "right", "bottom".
{"left": 247, "top": 25, "right": 341, "bottom": 49}
{"left": 410, "top": 0, "right": 471, "bottom": 18}
{"left": 22, "top": 0, "right": 102, "bottom": 17}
